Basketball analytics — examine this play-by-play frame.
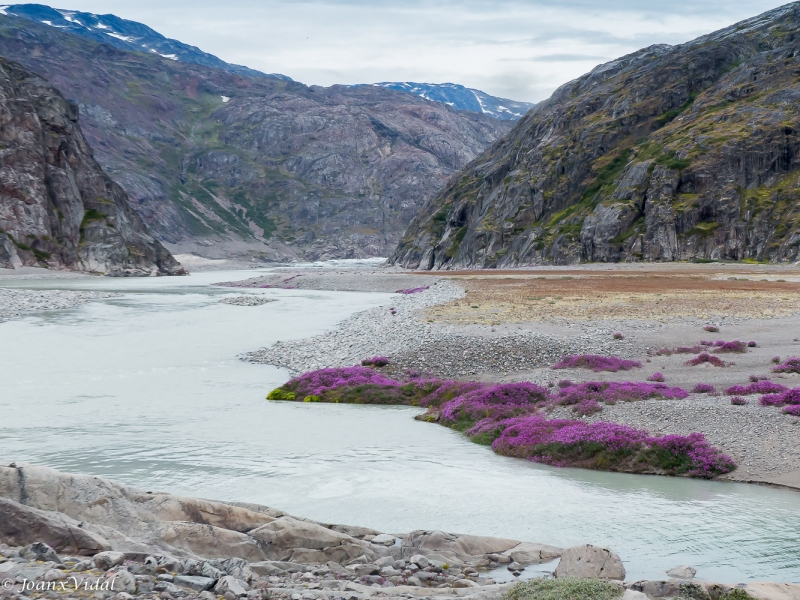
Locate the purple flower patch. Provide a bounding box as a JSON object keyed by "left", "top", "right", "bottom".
{"left": 772, "top": 357, "right": 800, "bottom": 374}
{"left": 724, "top": 381, "right": 788, "bottom": 396}
{"left": 730, "top": 396, "right": 748, "bottom": 406}
{"left": 551, "top": 355, "right": 642, "bottom": 372}
{"left": 553, "top": 381, "right": 687, "bottom": 415}
{"left": 647, "top": 372, "right": 666, "bottom": 382}
{"left": 686, "top": 353, "right": 727, "bottom": 367}
{"left": 692, "top": 383, "right": 716, "bottom": 394}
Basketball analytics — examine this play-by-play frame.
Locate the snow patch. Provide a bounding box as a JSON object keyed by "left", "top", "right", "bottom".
{"left": 94, "top": 22, "right": 109, "bottom": 29}
{"left": 0, "top": 6, "right": 8, "bottom": 15}
{"left": 58, "top": 10, "right": 79, "bottom": 23}
{"left": 105, "top": 31, "right": 135, "bottom": 42}
{"left": 160, "top": 53, "right": 179, "bottom": 61}
{"left": 221, "top": 95, "right": 230, "bottom": 103}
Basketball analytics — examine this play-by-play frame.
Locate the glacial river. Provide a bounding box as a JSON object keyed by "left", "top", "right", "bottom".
{"left": 0, "top": 267, "right": 799, "bottom": 583}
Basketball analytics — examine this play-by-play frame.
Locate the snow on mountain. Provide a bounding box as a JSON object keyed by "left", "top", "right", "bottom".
{"left": 371, "top": 82, "right": 534, "bottom": 121}
{"left": 2, "top": 4, "right": 291, "bottom": 81}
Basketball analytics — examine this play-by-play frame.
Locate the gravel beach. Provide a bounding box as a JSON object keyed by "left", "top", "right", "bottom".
{"left": 0, "top": 288, "right": 118, "bottom": 323}
{"left": 233, "top": 265, "right": 800, "bottom": 490}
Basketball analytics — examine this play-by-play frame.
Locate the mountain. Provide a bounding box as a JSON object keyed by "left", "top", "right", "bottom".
{"left": 390, "top": 3, "right": 800, "bottom": 269}
{"left": 0, "top": 57, "right": 185, "bottom": 275}
{"left": 0, "top": 13, "right": 511, "bottom": 261}
{"left": 0, "top": 3, "right": 291, "bottom": 80}
{"left": 370, "top": 82, "right": 534, "bottom": 121}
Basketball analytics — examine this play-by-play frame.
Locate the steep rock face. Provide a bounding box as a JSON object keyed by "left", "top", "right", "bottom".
{"left": 390, "top": 3, "right": 800, "bottom": 269}
{"left": 0, "top": 57, "right": 185, "bottom": 275}
{"left": 0, "top": 15, "right": 510, "bottom": 261}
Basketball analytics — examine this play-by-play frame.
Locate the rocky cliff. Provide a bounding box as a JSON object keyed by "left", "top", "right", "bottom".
{"left": 0, "top": 57, "right": 185, "bottom": 275}
{"left": 0, "top": 14, "right": 510, "bottom": 261}
{"left": 390, "top": 3, "right": 800, "bottom": 269}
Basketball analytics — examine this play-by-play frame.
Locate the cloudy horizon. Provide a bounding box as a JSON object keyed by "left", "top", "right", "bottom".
{"left": 20, "top": 0, "right": 790, "bottom": 102}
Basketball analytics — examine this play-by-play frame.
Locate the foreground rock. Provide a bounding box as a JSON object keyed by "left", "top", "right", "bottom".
{"left": 0, "top": 465, "right": 797, "bottom": 600}
{"left": 0, "top": 57, "right": 185, "bottom": 276}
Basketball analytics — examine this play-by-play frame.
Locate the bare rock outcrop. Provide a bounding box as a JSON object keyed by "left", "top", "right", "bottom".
{"left": 0, "top": 57, "right": 185, "bottom": 275}
{"left": 391, "top": 3, "right": 800, "bottom": 268}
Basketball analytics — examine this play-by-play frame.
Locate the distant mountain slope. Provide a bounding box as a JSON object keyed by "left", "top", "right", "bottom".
{"left": 390, "top": 3, "right": 800, "bottom": 268}
{"left": 0, "top": 57, "right": 184, "bottom": 275}
{"left": 371, "top": 82, "right": 534, "bottom": 121}
{"left": 0, "top": 13, "right": 510, "bottom": 261}
{"left": 0, "top": 3, "right": 291, "bottom": 80}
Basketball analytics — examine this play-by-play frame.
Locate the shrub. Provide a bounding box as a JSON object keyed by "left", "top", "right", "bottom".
{"left": 704, "top": 325, "right": 720, "bottom": 332}
{"left": 489, "top": 416, "right": 735, "bottom": 478}
{"left": 748, "top": 341, "right": 757, "bottom": 347}
{"left": 613, "top": 332, "right": 624, "bottom": 340}
{"left": 438, "top": 382, "right": 549, "bottom": 431}
{"left": 505, "top": 577, "right": 623, "bottom": 600}
{"left": 551, "top": 355, "right": 642, "bottom": 372}
{"left": 557, "top": 379, "right": 573, "bottom": 388}
{"left": 783, "top": 405, "right": 800, "bottom": 416}
{"left": 554, "top": 382, "right": 688, "bottom": 415}
{"left": 395, "top": 286, "right": 430, "bottom": 294}
{"left": 749, "top": 374, "right": 766, "bottom": 382}
{"left": 686, "top": 353, "right": 727, "bottom": 367}
{"left": 692, "top": 383, "right": 716, "bottom": 394}
{"left": 772, "top": 356, "right": 781, "bottom": 364}
{"left": 772, "top": 357, "right": 800, "bottom": 374}
{"left": 648, "top": 372, "right": 666, "bottom": 382}
{"left": 713, "top": 340, "right": 748, "bottom": 354}
{"left": 760, "top": 388, "right": 800, "bottom": 407}
{"left": 361, "top": 356, "right": 390, "bottom": 367}
{"left": 730, "top": 397, "right": 748, "bottom": 406}
{"left": 724, "top": 381, "right": 787, "bottom": 395}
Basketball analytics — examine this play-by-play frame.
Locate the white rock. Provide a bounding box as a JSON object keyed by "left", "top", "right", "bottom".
{"left": 409, "top": 554, "right": 429, "bottom": 569}
{"left": 215, "top": 575, "right": 249, "bottom": 597}
{"left": 622, "top": 590, "right": 650, "bottom": 600}
{"left": 108, "top": 569, "right": 136, "bottom": 594}
{"left": 93, "top": 551, "right": 125, "bottom": 570}
{"left": 44, "top": 568, "right": 65, "bottom": 581}
{"left": 370, "top": 534, "right": 395, "bottom": 546}
{"left": 667, "top": 565, "right": 697, "bottom": 579}
{"left": 554, "top": 544, "right": 625, "bottom": 580}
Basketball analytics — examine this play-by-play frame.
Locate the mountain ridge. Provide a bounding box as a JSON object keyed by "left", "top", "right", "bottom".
{"left": 0, "top": 12, "right": 511, "bottom": 261}
{"left": 390, "top": 2, "right": 800, "bottom": 269}
{"left": 0, "top": 3, "right": 291, "bottom": 80}
{"left": 368, "top": 82, "right": 535, "bottom": 121}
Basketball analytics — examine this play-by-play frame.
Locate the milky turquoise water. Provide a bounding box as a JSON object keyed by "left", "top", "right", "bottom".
{"left": 0, "top": 269, "right": 798, "bottom": 583}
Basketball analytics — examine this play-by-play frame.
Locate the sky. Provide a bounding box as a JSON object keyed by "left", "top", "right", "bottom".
{"left": 28, "top": 0, "right": 790, "bottom": 102}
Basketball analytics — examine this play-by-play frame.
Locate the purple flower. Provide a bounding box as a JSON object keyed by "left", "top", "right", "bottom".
{"left": 551, "top": 355, "right": 642, "bottom": 372}
{"left": 553, "top": 381, "right": 687, "bottom": 415}
{"left": 730, "top": 396, "right": 748, "bottom": 406}
{"left": 759, "top": 388, "right": 800, "bottom": 407}
{"left": 772, "top": 357, "right": 800, "bottom": 374}
{"left": 692, "top": 383, "right": 716, "bottom": 394}
{"left": 783, "top": 405, "right": 800, "bottom": 416}
{"left": 395, "top": 286, "right": 430, "bottom": 295}
{"left": 686, "top": 353, "right": 727, "bottom": 367}
{"left": 724, "top": 381, "right": 787, "bottom": 396}
{"left": 713, "top": 340, "right": 748, "bottom": 354}
{"left": 703, "top": 325, "right": 720, "bottom": 332}
{"left": 647, "top": 372, "right": 666, "bottom": 382}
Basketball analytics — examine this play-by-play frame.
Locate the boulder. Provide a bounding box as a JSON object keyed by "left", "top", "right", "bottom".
{"left": 108, "top": 569, "right": 137, "bottom": 594}
{"left": 20, "top": 542, "right": 61, "bottom": 563}
{"left": 0, "top": 497, "right": 111, "bottom": 555}
{"left": 94, "top": 551, "right": 126, "bottom": 570}
{"left": 667, "top": 565, "right": 697, "bottom": 580}
{"left": 502, "top": 542, "right": 562, "bottom": 564}
{"left": 174, "top": 575, "right": 216, "bottom": 591}
{"left": 554, "top": 544, "right": 625, "bottom": 580}
{"left": 744, "top": 582, "right": 800, "bottom": 600}
{"left": 214, "top": 575, "right": 249, "bottom": 597}
{"left": 371, "top": 534, "right": 395, "bottom": 546}
{"left": 622, "top": 591, "right": 650, "bottom": 600}
{"left": 409, "top": 555, "right": 429, "bottom": 569}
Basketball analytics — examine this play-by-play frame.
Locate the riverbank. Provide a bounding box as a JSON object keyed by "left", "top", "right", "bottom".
{"left": 1, "top": 464, "right": 797, "bottom": 600}
{"left": 232, "top": 264, "right": 800, "bottom": 489}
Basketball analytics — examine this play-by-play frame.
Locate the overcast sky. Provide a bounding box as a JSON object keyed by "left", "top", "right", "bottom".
{"left": 33, "top": 0, "right": 788, "bottom": 102}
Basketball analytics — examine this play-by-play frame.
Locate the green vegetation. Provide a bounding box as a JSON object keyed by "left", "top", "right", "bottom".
{"left": 686, "top": 222, "right": 719, "bottom": 237}
{"left": 80, "top": 209, "right": 106, "bottom": 228}
{"left": 656, "top": 94, "right": 697, "bottom": 126}
{"left": 579, "top": 148, "right": 632, "bottom": 205}
{"left": 505, "top": 578, "right": 622, "bottom": 600}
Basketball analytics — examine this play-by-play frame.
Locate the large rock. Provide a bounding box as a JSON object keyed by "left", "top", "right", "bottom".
{"left": 554, "top": 544, "right": 625, "bottom": 580}
{"left": 0, "top": 496, "right": 111, "bottom": 555}
{"left": 402, "top": 530, "right": 561, "bottom": 566}
{"left": 0, "top": 57, "right": 185, "bottom": 275}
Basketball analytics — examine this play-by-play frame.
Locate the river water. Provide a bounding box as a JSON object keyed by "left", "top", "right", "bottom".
{"left": 0, "top": 268, "right": 798, "bottom": 583}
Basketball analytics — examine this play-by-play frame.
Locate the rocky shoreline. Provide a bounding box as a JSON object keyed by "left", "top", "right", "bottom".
{"left": 0, "top": 288, "right": 118, "bottom": 323}
{"left": 1, "top": 465, "right": 796, "bottom": 600}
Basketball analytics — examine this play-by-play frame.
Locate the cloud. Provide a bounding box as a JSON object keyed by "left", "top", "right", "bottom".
{"left": 32, "top": 0, "right": 788, "bottom": 102}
